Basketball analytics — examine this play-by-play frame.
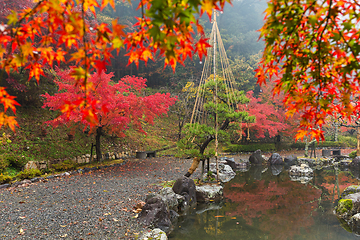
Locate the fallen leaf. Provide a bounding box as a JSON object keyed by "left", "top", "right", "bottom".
{"left": 214, "top": 215, "right": 224, "bottom": 218}
{"left": 19, "top": 216, "right": 26, "bottom": 219}
{"left": 112, "top": 218, "right": 119, "bottom": 222}
{"left": 231, "top": 217, "right": 236, "bottom": 219}
{"left": 60, "top": 234, "right": 67, "bottom": 238}
{"left": 60, "top": 225, "right": 67, "bottom": 227}
{"left": 103, "top": 190, "right": 108, "bottom": 192}
{"left": 104, "top": 212, "right": 111, "bottom": 216}
{"left": 121, "top": 207, "right": 128, "bottom": 212}
{"left": 19, "top": 228, "right": 24, "bottom": 235}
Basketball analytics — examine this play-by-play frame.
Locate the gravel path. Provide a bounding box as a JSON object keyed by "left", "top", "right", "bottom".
{"left": 0, "top": 157, "right": 200, "bottom": 240}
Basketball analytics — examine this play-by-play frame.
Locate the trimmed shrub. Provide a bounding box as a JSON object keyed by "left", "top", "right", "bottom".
{"left": 350, "top": 150, "right": 357, "bottom": 159}
{"left": 16, "top": 169, "right": 42, "bottom": 180}
{"left": 224, "top": 143, "right": 276, "bottom": 153}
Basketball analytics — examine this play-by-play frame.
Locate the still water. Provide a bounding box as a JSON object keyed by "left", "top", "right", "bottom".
{"left": 169, "top": 165, "right": 360, "bottom": 240}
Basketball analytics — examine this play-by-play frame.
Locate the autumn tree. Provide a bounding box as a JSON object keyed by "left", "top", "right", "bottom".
{"left": 240, "top": 90, "right": 289, "bottom": 141}
{"left": 0, "top": 0, "right": 232, "bottom": 131}
{"left": 42, "top": 68, "right": 176, "bottom": 161}
{"left": 256, "top": 0, "right": 360, "bottom": 141}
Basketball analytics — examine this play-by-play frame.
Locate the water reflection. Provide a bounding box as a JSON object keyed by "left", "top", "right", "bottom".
{"left": 169, "top": 166, "right": 360, "bottom": 240}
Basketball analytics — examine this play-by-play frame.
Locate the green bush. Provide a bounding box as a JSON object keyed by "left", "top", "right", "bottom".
{"left": 338, "top": 136, "right": 357, "bottom": 148}
{"left": 0, "top": 156, "right": 9, "bottom": 172}
{"left": 0, "top": 173, "right": 12, "bottom": 184}
{"left": 350, "top": 150, "right": 357, "bottom": 159}
{"left": 290, "top": 141, "right": 347, "bottom": 150}
{"left": 224, "top": 143, "right": 276, "bottom": 153}
{"left": 52, "top": 159, "right": 77, "bottom": 171}
{"left": 16, "top": 169, "right": 42, "bottom": 180}
{"left": 5, "top": 154, "right": 27, "bottom": 170}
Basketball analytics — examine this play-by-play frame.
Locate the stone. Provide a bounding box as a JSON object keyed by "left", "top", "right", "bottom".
{"left": 77, "top": 156, "right": 84, "bottom": 164}
{"left": 342, "top": 185, "right": 360, "bottom": 199}
{"left": 196, "top": 184, "right": 223, "bottom": 203}
{"left": 209, "top": 163, "right": 236, "bottom": 183}
{"left": 0, "top": 184, "right": 10, "bottom": 189}
{"left": 172, "top": 176, "right": 197, "bottom": 208}
{"left": 24, "top": 161, "right": 38, "bottom": 170}
{"left": 335, "top": 192, "right": 360, "bottom": 222}
{"left": 37, "top": 161, "right": 47, "bottom": 170}
{"left": 350, "top": 213, "right": 360, "bottom": 235}
{"left": 298, "top": 158, "right": 315, "bottom": 166}
{"left": 21, "top": 179, "right": 31, "bottom": 184}
{"left": 138, "top": 195, "right": 172, "bottom": 232}
{"left": 220, "top": 157, "right": 236, "bottom": 171}
{"left": 158, "top": 187, "right": 184, "bottom": 211}
{"left": 249, "top": 149, "right": 264, "bottom": 165}
{"left": 269, "top": 153, "right": 283, "bottom": 165}
{"left": 30, "top": 177, "right": 44, "bottom": 183}
{"left": 85, "top": 157, "right": 90, "bottom": 163}
{"left": 351, "top": 156, "right": 360, "bottom": 167}
{"left": 284, "top": 155, "right": 298, "bottom": 166}
{"left": 140, "top": 228, "right": 167, "bottom": 240}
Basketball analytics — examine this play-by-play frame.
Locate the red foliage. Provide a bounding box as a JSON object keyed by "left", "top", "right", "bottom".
{"left": 240, "top": 81, "right": 299, "bottom": 139}
{"left": 42, "top": 68, "right": 177, "bottom": 136}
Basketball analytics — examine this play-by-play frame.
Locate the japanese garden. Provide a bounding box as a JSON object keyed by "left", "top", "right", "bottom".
{"left": 1, "top": 0, "right": 360, "bottom": 239}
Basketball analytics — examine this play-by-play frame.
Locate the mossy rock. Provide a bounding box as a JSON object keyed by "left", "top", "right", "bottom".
{"left": 337, "top": 199, "right": 353, "bottom": 215}
{"left": 342, "top": 185, "right": 360, "bottom": 199}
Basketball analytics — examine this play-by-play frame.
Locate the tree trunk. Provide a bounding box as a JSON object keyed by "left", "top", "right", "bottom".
{"left": 96, "top": 126, "right": 103, "bottom": 162}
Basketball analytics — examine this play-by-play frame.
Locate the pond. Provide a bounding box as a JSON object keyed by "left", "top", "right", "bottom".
{"left": 169, "top": 165, "right": 360, "bottom": 240}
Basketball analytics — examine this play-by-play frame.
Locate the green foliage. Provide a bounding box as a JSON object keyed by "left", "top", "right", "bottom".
{"left": 51, "top": 159, "right": 77, "bottom": 172}
{"left": 290, "top": 141, "right": 348, "bottom": 150}
{"left": 16, "top": 169, "right": 42, "bottom": 180}
{"left": 349, "top": 150, "right": 357, "bottom": 159}
{"left": 0, "top": 157, "right": 9, "bottom": 172}
{"left": 178, "top": 76, "right": 252, "bottom": 158}
{"left": 0, "top": 173, "right": 13, "bottom": 184}
{"left": 338, "top": 136, "right": 357, "bottom": 148}
{"left": 224, "top": 143, "right": 276, "bottom": 153}
{"left": 2, "top": 154, "right": 28, "bottom": 170}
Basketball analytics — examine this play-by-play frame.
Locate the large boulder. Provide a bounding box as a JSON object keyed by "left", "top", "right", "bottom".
{"left": 208, "top": 163, "right": 236, "bottom": 183}
{"left": 158, "top": 187, "right": 185, "bottom": 211}
{"left": 284, "top": 155, "right": 298, "bottom": 166}
{"left": 335, "top": 186, "right": 360, "bottom": 235}
{"left": 172, "top": 176, "right": 197, "bottom": 209}
{"left": 196, "top": 184, "right": 223, "bottom": 203}
{"left": 249, "top": 149, "right": 264, "bottom": 165}
{"left": 269, "top": 153, "right": 283, "bottom": 165}
{"left": 335, "top": 192, "right": 360, "bottom": 221}
{"left": 138, "top": 195, "right": 172, "bottom": 232}
{"left": 341, "top": 185, "right": 360, "bottom": 199}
